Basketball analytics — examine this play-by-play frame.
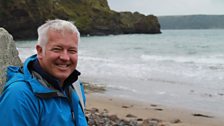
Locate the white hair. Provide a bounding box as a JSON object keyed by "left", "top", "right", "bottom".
{"left": 37, "top": 19, "right": 80, "bottom": 48}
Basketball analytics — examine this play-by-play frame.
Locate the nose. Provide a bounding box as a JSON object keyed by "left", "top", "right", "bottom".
{"left": 59, "top": 51, "right": 70, "bottom": 61}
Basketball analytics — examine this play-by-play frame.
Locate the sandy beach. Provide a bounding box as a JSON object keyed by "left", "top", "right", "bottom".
{"left": 86, "top": 93, "right": 224, "bottom": 126}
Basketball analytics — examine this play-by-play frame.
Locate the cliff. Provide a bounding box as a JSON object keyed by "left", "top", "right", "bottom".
{"left": 0, "top": 0, "right": 161, "bottom": 40}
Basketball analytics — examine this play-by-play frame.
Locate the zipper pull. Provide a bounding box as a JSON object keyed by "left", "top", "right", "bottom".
{"left": 72, "top": 111, "right": 75, "bottom": 122}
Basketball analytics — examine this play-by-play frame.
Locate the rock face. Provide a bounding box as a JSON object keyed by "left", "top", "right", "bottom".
{"left": 0, "top": 0, "right": 161, "bottom": 40}
{"left": 0, "top": 28, "right": 22, "bottom": 91}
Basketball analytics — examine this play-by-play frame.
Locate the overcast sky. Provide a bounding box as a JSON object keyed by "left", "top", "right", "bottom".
{"left": 107, "top": 0, "right": 224, "bottom": 16}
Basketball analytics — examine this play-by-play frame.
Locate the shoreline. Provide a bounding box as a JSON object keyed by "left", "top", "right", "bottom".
{"left": 86, "top": 93, "right": 224, "bottom": 126}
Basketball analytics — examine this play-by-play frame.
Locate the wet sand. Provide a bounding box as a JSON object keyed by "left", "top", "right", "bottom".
{"left": 86, "top": 93, "right": 224, "bottom": 126}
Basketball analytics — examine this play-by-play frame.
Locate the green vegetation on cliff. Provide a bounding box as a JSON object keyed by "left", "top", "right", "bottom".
{"left": 0, "top": 0, "right": 161, "bottom": 40}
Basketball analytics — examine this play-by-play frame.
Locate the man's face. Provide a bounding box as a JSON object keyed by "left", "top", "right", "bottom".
{"left": 36, "top": 29, "right": 78, "bottom": 84}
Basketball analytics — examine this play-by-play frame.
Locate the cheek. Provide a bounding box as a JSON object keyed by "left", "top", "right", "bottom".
{"left": 42, "top": 53, "right": 57, "bottom": 65}
{"left": 71, "top": 55, "right": 78, "bottom": 66}
{"left": 46, "top": 51, "right": 59, "bottom": 58}
{"left": 71, "top": 53, "right": 78, "bottom": 60}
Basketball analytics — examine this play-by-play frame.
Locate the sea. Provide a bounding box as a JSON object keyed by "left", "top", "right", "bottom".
{"left": 16, "top": 29, "right": 224, "bottom": 117}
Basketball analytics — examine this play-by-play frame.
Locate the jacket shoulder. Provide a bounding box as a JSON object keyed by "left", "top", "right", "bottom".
{"left": 0, "top": 77, "right": 40, "bottom": 125}
{"left": 2, "top": 65, "right": 36, "bottom": 102}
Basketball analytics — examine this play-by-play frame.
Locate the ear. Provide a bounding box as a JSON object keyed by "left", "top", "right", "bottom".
{"left": 36, "top": 45, "right": 43, "bottom": 60}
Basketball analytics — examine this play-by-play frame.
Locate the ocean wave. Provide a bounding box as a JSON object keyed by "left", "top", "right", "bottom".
{"left": 79, "top": 56, "right": 113, "bottom": 62}
{"left": 106, "top": 85, "right": 137, "bottom": 93}
{"left": 140, "top": 54, "right": 224, "bottom": 66}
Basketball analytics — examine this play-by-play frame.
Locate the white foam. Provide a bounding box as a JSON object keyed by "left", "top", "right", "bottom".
{"left": 141, "top": 54, "right": 224, "bottom": 65}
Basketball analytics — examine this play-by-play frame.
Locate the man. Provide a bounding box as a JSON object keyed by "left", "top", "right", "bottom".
{"left": 0, "top": 19, "right": 88, "bottom": 126}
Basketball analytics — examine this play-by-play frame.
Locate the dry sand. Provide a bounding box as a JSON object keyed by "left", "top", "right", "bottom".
{"left": 86, "top": 93, "right": 224, "bottom": 126}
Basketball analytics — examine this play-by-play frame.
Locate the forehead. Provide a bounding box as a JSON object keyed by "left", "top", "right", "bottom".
{"left": 47, "top": 29, "right": 78, "bottom": 45}
{"left": 48, "top": 29, "right": 78, "bottom": 38}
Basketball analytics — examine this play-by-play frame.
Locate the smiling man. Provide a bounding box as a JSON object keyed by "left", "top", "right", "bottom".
{"left": 36, "top": 24, "right": 79, "bottom": 85}
{"left": 0, "top": 19, "right": 87, "bottom": 126}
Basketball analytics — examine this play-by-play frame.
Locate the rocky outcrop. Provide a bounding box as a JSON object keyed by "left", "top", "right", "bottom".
{"left": 86, "top": 108, "right": 170, "bottom": 126}
{"left": 0, "top": 0, "right": 161, "bottom": 40}
{"left": 0, "top": 28, "right": 22, "bottom": 91}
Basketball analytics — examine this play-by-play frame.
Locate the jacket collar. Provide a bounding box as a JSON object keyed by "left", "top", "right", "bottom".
{"left": 32, "top": 59, "right": 61, "bottom": 90}
{"left": 32, "top": 59, "right": 80, "bottom": 90}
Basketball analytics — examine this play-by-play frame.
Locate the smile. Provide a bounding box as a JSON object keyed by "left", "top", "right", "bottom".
{"left": 56, "top": 64, "right": 70, "bottom": 69}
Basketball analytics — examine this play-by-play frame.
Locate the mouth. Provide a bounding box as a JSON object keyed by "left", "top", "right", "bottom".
{"left": 55, "top": 63, "right": 70, "bottom": 70}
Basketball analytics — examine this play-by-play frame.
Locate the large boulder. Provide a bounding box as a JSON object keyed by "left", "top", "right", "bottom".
{"left": 0, "top": 28, "right": 22, "bottom": 91}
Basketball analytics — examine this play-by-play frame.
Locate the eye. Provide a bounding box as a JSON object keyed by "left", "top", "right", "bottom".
{"left": 51, "top": 47, "right": 62, "bottom": 52}
{"left": 68, "top": 49, "right": 77, "bottom": 54}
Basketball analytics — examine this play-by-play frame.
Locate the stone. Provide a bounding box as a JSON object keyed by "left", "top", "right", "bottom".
{"left": 141, "top": 118, "right": 162, "bottom": 126}
{"left": 170, "top": 118, "right": 181, "bottom": 123}
{"left": 126, "top": 114, "right": 137, "bottom": 118}
{"left": 108, "top": 114, "right": 119, "bottom": 121}
{"left": 0, "top": 28, "right": 22, "bottom": 91}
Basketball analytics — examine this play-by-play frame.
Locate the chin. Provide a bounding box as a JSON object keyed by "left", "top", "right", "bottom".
{"left": 54, "top": 74, "right": 68, "bottom": 81}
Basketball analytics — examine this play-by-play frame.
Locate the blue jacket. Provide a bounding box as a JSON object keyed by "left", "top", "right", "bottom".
{"left": 0, "top": 55, "right": 88, "bottom": 126}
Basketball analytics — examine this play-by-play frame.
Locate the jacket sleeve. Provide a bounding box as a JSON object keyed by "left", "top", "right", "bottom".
{"left": 72, "top": 81, "right": 88, "bottom": 126}
{"left": 0, "top": 81, "right": 40, "bottom": 126}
